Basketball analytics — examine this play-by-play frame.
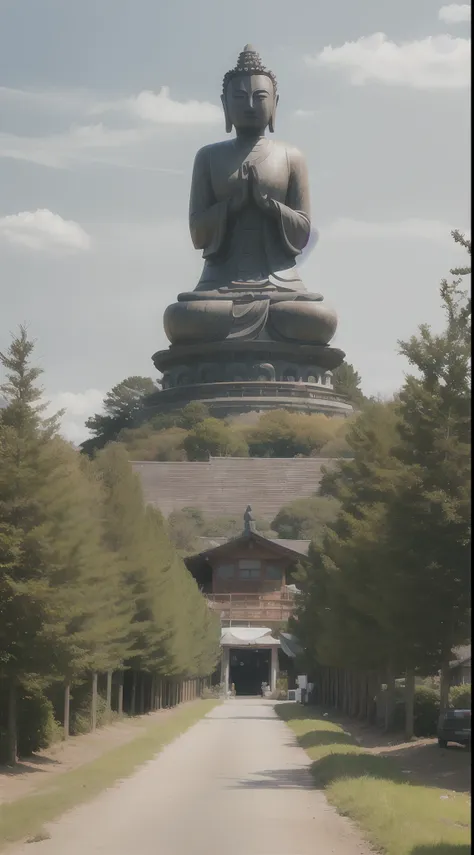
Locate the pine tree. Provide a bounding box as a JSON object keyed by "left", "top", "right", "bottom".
{"left": 296, "top": 233, "right": 471, "bottom": 735}
{"left": 81, "top": 376, "right": 157, "bottom": 456}
{"left": 294, "top": 401, "right": 405, "bottom": 721}
{"left": 383, "top": 232, "right": 471, "bottom": 713}
{"left": 94, "top": 444, "right": 220, "bottom": 685}
{"left": 93, "top": 444, "right": 163, "bottom": 675}
{"left": 0, "top": 329, "right": 64, "bottom": 761}
{"left": 332, "top": 362, "right": 366, "bottom": 407}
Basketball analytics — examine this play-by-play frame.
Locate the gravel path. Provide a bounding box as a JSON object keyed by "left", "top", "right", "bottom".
{"left": 10, "top": 699, "right": 371, "bottom": 855}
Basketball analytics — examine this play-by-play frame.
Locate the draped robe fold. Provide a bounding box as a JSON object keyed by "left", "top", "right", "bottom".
{"left": 189, "top": 138, "right": 311, "bottom": 292}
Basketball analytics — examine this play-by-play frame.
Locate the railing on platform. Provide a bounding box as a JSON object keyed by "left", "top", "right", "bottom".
{"left": 205, "top": 592, "right": 296, "bottom": 625}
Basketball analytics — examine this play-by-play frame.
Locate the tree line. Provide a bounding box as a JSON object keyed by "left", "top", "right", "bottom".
{"left": 0, "top": 332, "right": 220, "bottom": 764}
{"left": 80, "top": 363, "right": 365, "bottom": 462}
{"left": 293, "top": 232, "right": 471, "bottom": 737}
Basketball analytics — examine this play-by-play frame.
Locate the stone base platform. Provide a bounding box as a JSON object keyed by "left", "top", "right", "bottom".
{"left": 146, "top": 340, "right": 352, "bottom": 419}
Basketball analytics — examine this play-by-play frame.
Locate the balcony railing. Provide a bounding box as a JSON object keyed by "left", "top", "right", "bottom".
{"left": 206, "top": 592, "right": 296, "bottom": 625}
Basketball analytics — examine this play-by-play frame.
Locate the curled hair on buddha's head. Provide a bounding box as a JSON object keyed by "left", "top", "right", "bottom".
{"left": 222, "top": 45, "right": 277, "bottom": 96}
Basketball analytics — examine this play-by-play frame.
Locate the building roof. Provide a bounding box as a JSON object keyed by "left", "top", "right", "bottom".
{"left": 132, "top": 456, "right": 336, "bottom": 520}
{"left": 196, "top": 535, "right": 311, "bottom": 556}
{"left": 220, "top": 626, "right": 280, "bottom": 647}
{"left": 187, "top": 528, "right": 310, "bottom": 564}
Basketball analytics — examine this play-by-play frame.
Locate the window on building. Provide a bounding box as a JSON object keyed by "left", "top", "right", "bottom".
{"left": 240, "top": 568, "right": 261, "bottom": 580}
{"left": 216, "top": 564, "right": 234, "bottom": 579}
{"left": 238, "top": 559, "right": 261, "bottom": 580}
{"left": 239, "top": 559, "right": 261, "bottom": 570}
{"left": 265, "top": 563, "right": 281, "bottom": 580}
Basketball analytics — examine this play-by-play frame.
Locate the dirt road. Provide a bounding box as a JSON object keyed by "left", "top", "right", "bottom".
{"left": 10, "top": 699, "right": 371, "bottom": 855}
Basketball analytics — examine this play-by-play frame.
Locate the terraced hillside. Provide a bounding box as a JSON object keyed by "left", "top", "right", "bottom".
{"left": 132, "top": 456, "right": 336, "bottom": 518}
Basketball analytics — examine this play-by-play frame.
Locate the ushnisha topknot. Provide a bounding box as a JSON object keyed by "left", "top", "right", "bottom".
{"left": 222, "top": 44, "right": 277, "bottom": 95}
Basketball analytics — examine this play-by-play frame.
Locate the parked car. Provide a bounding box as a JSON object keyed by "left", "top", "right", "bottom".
{"left": 437, "top": 709, "right": 471, "bottom": 748}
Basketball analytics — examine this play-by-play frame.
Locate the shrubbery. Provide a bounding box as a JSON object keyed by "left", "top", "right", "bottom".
{"left": 0, "top": 686, "right": 60, "bottom": 762}
{"left": 393, "top": 686, "right": 440, "bottom": 737}
{"left": 71, "top": 693, "right": 110, "bottom": 736}
{"left": 114, "top": 407, "right": 352, "bottom": 463}
{"left": 449, "top": 683, "right": 471, "bottom": 710}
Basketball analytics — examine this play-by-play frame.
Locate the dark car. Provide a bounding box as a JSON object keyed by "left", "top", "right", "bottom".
{"left": 437, "top": 709, "right": 471, "bottom": 748}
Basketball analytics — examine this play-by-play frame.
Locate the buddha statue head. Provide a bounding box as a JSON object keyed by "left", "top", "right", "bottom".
{"left": 221, "top": 45, "right": 279, "bottom": 135}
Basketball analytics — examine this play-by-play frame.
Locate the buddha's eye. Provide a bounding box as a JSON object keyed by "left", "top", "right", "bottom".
{"left": 233, "top": 92, "right": 246, "bottom": 99}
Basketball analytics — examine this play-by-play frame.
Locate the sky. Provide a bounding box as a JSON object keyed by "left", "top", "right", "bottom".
{"left": 0, "top": 0, "right": 471, "bottom": 443}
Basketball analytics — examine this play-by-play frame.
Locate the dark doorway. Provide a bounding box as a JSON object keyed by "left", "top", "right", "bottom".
{"left": 229, "top": 648, "right": 271, "bottom": 696}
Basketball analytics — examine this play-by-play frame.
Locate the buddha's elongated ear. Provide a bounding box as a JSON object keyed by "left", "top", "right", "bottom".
{"left": 269, "top": 93, "right": 279, "bottom": 133}
{"left": 221, "top": 94, "right": 233, "bottom": 134}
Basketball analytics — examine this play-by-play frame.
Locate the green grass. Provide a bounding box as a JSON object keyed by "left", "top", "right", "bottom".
{"left": 0, "top": 700, "right": 219, "bottom": 850}
{"left": 277, "top": 704, "right": 471, "bottom": 855}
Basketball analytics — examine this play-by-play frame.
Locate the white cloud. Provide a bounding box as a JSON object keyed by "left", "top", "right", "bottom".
{"left": 439, "top": 4, "right": 471, "bottom": 22}
{"left": 307, "top": 32, "right": 471, "bottom": 89}
{"left": 323, "top": 218, "right": 468, "bottom": 241}
{"left": 0, "top": 85, "right": 92, "bottom": 114}
{"left": 0, "top": 84, "right": 221, "bottom": 125}
{"left": 94, "top": 87, "right": 221, "bottom": 125}
{"left": 0, "top": 123, "right": 157, "bottom": 169}
{"left": 294, "top": 109, "right": 316, "bottom": 118}
{"left": 0, "top": 209, "right": 91, "bottom": 252}
{"left": 0, "top": 86, "right": 220, "bottom": 169}
{"left": 45, "top": 389, "right": 105, "bottom": 444}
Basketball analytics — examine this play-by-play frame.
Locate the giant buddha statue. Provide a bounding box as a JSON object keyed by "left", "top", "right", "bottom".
{"left": 163, "top": 45, "right": 337, "bottom": 347}
{"left": 150, "top": 46, "right": 350, "bottom": 420}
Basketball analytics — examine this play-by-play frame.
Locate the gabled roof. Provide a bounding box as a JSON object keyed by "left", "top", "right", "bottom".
{"left": 186, "top": 529, "right": 310, "bottom": 564}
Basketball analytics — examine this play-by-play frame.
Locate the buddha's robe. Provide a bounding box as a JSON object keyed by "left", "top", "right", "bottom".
{"left": 189, "top": 137, "right": 311, "bottom": 291}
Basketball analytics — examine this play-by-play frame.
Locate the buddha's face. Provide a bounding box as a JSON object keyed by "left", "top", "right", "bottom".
{"left": 224, "top": 73, "right": 276, "bottom": 132}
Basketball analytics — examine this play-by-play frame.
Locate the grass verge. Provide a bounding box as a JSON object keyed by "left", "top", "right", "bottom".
{"left": 277, "top": 703, "right": 471, "bottom": 855}
{"left": 0, "top": 700, "right": 219, "bottom": 850}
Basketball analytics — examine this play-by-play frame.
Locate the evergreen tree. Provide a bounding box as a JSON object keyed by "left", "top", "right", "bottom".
{"left": 93, "top": 444, "right": 165, "bottom": 674}
{"left": 332, "top": 362, "right": 366, "bottom": 407}
{"left": 295, "top": 233, "right": 471, "bottom": 734}
{"left": 0, "top": 329, "right": 64, "bottom": 761}
{"left": 382, "top": 232, "right": 471, "bottom": 704}
{"left": 81, "top": 376, "right": 157, "bottom": 455}
{"left": 93, "top": 444, "right": 220, "bottom": 681}
{"left": 295, "top": 402, "right": 404, "bottom": 683}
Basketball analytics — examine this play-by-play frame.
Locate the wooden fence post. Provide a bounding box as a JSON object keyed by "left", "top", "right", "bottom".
{"left": 118, "top": 671, "right": 124, "bottom": 716}
{"left": 440, "top": 661, "right": 451, "bottom": 713}
{"left": 131, "top": 671, "right": 137, "bottom": 716}
{"left": 64, "top": 683, "right": 70, "bottom": 740}
{"left": 91, "top": 672, "right": 98, "bottom": 732}
{"left": 384, "top": 666, "right": 396, "bottom": 732}
{"left": 106, "top": 671, "right": 113, "bottom": 715}
{"left": 405, "top": 670, "right": 415, "bottom": 740}
{"left": 7, "top": 680, "right": 18, "bottom": 766}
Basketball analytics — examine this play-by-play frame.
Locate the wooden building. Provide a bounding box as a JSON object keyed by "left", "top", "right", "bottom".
{"left": 184, "top": 509, "right": 308, "bottom": 696}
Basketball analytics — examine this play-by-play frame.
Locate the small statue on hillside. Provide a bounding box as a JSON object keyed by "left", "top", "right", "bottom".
{"left": 244, "top": 504, "right": 257, "bottom": 533}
